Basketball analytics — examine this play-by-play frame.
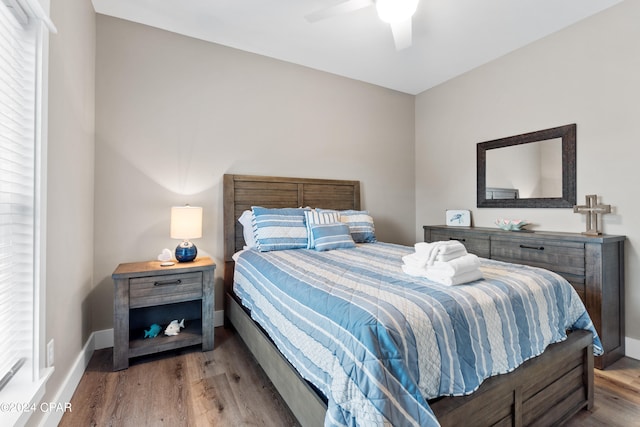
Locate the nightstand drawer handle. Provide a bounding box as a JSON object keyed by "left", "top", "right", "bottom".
{"left": 154, "top": 279, "right": 182, "bottom": 287}
{"left": 449, "top": 237, "right": 466, "bottom": 242}
{"left": 520, "top": 244, "right": 544, "bottom": 251}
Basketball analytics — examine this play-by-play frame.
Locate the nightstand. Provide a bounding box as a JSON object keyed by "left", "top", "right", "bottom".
{"left": 112, "top": 257, "right": 215, "bottom": 370}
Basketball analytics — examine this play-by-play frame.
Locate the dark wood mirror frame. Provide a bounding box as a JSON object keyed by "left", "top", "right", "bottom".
{"left": 477, "top": 124, "right": 577, "bottom": 208}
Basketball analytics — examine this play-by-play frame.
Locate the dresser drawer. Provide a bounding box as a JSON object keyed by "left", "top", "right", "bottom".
{"left": 490, "top": 237, "right": 585, "bottom": 278}
{"left": 429, "top": 229, "right": 490, "bottom": 258}
{"left": 129, "top": 271, "right": 203, "bottom": 308}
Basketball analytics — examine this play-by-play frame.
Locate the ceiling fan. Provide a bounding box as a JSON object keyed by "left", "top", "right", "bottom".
{"left": 305, "top": 0, "right": 419, "bottom": 50}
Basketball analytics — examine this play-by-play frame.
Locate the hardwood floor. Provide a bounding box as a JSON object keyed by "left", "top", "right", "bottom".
{"left": 61, "top": 327, "right": 640, "bottom": 426}
{"left": 60, "top": 327, "right": 298, "bottom": 427}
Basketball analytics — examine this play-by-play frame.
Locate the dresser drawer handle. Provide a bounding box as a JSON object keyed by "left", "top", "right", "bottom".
{"left": 154, "top": 279, "right": 182, "bottom": 287}
{"left": 449, "top": 237, "right": 466, "bottom": 242}
{"left": 520, "top": 244, "right": 544, "bottom": 251}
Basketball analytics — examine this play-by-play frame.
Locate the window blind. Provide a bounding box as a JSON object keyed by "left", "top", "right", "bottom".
{"left": 0, "top": 0, "right": 39, "bottom": 392}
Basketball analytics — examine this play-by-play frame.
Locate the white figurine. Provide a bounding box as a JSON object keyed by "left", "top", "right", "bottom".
{"left": 164, "top": 319, "right": 185, "bottom": 336}
{"left": 157, "top": 248, "right": 172, "bottom": 262}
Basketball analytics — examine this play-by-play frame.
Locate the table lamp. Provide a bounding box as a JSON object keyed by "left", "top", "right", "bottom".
{"left": 170, "top": 205, "right": 202, "bottom": 262}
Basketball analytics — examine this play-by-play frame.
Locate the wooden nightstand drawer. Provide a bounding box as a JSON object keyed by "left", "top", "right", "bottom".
{"left": 130, "top": 272, "right": 203, "bottom": 308}
{"left": 490, "top": 237, "right": 585, "bottom": 278}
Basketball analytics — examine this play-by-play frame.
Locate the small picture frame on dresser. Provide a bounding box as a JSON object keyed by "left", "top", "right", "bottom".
{"left": 445, "top": 209, "right": 471, "bottom": 227}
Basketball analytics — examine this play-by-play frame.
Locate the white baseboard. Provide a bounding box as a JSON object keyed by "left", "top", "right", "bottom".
{"left": 93, "top": 328, "right": 114, "bottom": 350}
{"left": 214, "top": 309, "right": 225, "bottom": 328}
{"left": 626, "top": 336, "right": 640, "bottom": 361}
{"left": 38, "top": 330, "right": 100, "bottom": 427}
{"left": 38, "top": 310, "right": 225, "bottom": 426}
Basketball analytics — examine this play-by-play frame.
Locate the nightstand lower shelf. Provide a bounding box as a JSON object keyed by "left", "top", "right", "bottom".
{"left": 128, "top": 321, "right": 203, "bottom": 359}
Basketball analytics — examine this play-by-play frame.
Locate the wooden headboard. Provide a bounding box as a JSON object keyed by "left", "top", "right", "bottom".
{"left": 223, "top": 174, "right": 361, "bottom": 292}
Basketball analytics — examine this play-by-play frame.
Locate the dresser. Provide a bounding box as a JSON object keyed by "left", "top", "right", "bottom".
{"left": 423, "top": 225, "right": 625, "bottom": 369}
{"left": 112, "top": 257, "right": 215, "bottom": 370}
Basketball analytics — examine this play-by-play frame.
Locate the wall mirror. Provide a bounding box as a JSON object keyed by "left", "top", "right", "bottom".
{"left": 477, "top": 124, "right": 576, "bottom": 208}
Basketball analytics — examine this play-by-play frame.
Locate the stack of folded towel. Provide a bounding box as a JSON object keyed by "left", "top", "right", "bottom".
{"left": 402, "top": 241, "right": 483, "bottom": 286}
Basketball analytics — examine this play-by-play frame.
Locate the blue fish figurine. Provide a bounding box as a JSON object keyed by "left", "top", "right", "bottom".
{"left": 144, "top": 323, "right": 162, "bottom": 338}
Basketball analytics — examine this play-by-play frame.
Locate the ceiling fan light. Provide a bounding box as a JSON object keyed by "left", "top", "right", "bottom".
{"left": 376, "top": 0, "right": 418, "bottom": 24}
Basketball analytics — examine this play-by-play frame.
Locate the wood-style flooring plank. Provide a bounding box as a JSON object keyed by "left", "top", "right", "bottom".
{"left": 61, "top": 327, "right": 640, "bottom": 427}
{"left": 60, "top": 327, "right": 298, "bottom": 427}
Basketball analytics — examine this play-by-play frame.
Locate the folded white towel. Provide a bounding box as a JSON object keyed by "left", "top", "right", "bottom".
{"left": 414, "top": 242, "right": 436, "bottom": 254}
{"left": 425, "top": 269, "right": 483, "bottom": 286}
{"left": 402, "top": 252, "right": 430, "bottom": 269}
{"left": 402, "top": 264, "right": 483, "bottom": 286}
{"left": 436, "top": 241, "right": 466, "bottom": 255}
{"left": 405, "top": 241, "right": 468, "bottom": 268}
{"left": 426, "top": 241, "right": 467, "bottom": 266}
{"left": 415, "top": 240, "right": 464, "bottom": 254}
{"left": 428, "top": 254, "right": 481, "bottom": 276}
{"left": 402, "top": 264, "right": 430, "bottom": 278}
{"left": 432, "top": 248, "right": 468, "bottom": 263}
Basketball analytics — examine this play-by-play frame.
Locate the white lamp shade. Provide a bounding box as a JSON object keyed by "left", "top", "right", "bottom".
{"left": 170, "top": 206, "right": 203, "bottom": 240}
{"left": 376, "top": 0, "right": 419, "bottom": 23}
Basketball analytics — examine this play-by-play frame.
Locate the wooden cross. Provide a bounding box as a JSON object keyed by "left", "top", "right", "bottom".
{"left": 573, "top": 195, "right": 611, "bottom": 236}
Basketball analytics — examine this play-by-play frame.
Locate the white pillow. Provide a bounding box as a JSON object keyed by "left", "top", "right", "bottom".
{"left": 238, "top": 210, "right": 256, "bottom": 249}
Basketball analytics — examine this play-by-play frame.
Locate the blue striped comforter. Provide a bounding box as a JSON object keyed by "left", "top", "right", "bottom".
{"left": 233, "top": 242, "right": 602, "bottom": 427}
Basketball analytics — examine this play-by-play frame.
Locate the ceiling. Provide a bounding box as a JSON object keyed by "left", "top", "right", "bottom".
{"left": 91, "top": 0, "right": 622, "bottom": 95}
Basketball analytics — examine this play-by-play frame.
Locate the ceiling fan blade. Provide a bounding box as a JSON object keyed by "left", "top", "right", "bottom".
{"left": 390, "top": 18, "right": 412, "bottom": 50}
{"left": 305, "top": 0, "right": 374, "bottom": 23}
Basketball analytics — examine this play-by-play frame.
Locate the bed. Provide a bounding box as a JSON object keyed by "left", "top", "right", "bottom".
{"left": 223, "top": 174, "right": 597, "bottom": 427}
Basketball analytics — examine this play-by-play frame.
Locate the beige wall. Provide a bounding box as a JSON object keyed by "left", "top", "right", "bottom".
{"left": 93, "top": 15, "right": 416, "bottom": 328}
{"left": 416, "top": 1, "right": 639, "bottom": 347}
{"left": 30, "top": 0, "right": 96, "bottom": 424}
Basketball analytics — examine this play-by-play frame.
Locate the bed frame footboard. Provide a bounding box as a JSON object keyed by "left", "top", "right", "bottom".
{"left": 431, "top": 329, "right": 594, "bottom": 426}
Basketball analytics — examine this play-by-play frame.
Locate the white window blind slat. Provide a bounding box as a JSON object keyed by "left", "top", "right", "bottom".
{"left": 0, "top": 0, "right": 37, "bottom": 394}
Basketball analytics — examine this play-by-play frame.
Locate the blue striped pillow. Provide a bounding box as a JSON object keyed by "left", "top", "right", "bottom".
{"left": 310, "top": 223, "right": 356, "bottom": 251}
{"left": 319, "top": 209, "right": 377, "bottom": 243}
{"left": 304, "top": 210, "right": 340, "bottom": 249}
{"left": 251, "top": 207, "right": 309, "bottom": 251}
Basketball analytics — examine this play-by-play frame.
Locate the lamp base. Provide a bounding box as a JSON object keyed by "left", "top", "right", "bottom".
{"left": 175, "top": 241, "right": 197, "bottom": 262}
